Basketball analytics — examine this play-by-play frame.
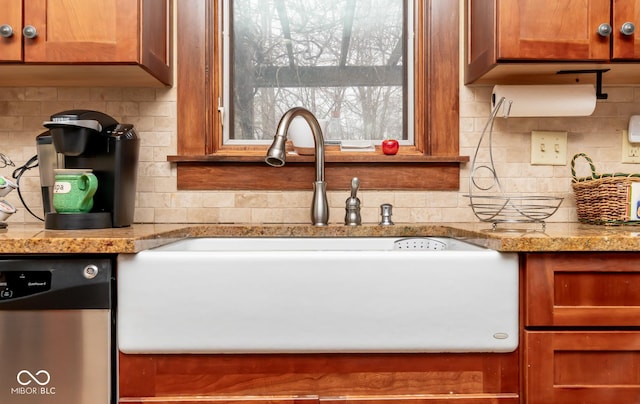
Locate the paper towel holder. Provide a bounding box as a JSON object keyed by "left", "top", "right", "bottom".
{"left": 556, "top": 68, "right": 610, "bottom": 100}
{"left": 491, "top": 83, "right": 597, "bottom": 118}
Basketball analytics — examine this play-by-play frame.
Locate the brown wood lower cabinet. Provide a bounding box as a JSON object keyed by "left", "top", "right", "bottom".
{"left": 524, "top": 331, "right": 640, "bottom": 404}
{"left": 118, "top": 352, "right": 519, "bottom": 403}
{"left": 523, "top": 252, "right": 640, "bottom": 403}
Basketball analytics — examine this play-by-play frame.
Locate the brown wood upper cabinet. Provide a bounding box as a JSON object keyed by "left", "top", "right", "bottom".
{"left": 466, "top": 0, "right": 640, "bottom": 84}
{"left": 0, "top": 0, "right": 172, "bottom": 86}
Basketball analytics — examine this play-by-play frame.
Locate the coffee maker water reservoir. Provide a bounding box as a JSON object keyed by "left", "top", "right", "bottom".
{"left": 37, "top": 110, "right": 140, "bottom": 230}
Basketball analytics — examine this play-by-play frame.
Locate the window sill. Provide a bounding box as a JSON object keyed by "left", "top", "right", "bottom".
{"left": 167, "top": 152, "right": 469, "bottom": 164}
{"left": 168, "top": 151, "right": 468, "bottom": 191}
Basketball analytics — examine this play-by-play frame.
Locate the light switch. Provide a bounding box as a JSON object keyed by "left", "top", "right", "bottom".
{"left": 531, "top": 131, "right": 568, "bottom": 165}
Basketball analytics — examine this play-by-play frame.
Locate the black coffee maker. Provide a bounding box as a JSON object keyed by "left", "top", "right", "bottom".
{"left": 36, "top": 110, "right": 140, "bottom": 230}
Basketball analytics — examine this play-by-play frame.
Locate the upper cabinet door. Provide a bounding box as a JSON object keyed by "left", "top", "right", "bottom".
{"left": 0, "top": 0, "right": 23, "bottom": 61}
{"left": 612, "top": 0, "right": 640, "bottom": 59}
{"left": 23, "top": 0, "right": 138, "bottom": 63}
{"left": 496, "top": 0, "right": 611, "bottom": 61}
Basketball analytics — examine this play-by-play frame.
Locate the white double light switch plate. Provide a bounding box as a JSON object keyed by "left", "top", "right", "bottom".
{"left": 531, "top": 131, "right": 568, "bottom": 166}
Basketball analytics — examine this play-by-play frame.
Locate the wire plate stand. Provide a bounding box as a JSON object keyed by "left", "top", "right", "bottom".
{"left": 466, "top": 97, "right": 563, "bottom": 230}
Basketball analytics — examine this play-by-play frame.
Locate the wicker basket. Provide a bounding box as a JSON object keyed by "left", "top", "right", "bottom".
{"left": 571, "top": 153, "right": 640, "bottom": 225}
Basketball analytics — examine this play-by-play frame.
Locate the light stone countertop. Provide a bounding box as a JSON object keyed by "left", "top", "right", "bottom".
{"left": 0, "top": 222, "right": 638, "bottom": 254}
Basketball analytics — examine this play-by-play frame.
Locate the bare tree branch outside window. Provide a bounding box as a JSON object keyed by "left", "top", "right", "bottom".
{"left": 224, "top": 0, "right": 410, "bottom": 144}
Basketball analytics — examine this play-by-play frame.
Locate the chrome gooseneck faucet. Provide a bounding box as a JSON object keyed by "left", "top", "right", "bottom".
{"left": 265, "top": 107, "right": 329, "bottom": 226}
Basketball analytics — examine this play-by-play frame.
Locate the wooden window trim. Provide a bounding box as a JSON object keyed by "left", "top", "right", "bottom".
{"left": 171, "top": 0, "right": 466, "bottom": 190}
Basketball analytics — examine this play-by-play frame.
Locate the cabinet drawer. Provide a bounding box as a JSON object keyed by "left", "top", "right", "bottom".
{"left": 524, "top": 331, "right": 640, "bottom": 404}
{"left": 525, "top": 253, "right": 640, "bottom": 326}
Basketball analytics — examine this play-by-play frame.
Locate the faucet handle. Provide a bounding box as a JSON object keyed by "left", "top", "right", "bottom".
{"left": 350, "top": 177, "right": 360, "bottom": 199}
{"left": 345, "top": 177, "right": 362, "bottom": 226}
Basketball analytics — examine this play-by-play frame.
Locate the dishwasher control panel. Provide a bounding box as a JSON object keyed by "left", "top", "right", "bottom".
{"left": 0, "top": 271, "right": 52, "bottom": 300}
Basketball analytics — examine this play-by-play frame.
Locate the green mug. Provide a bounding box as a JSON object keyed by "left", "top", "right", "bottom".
{"left": 53, "top": 169, "right": 98, "bottom": 213}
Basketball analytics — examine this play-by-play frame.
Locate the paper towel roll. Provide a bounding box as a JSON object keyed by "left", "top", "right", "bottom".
{"left": 492, "top": 84, "right": 596, "bottom": 117}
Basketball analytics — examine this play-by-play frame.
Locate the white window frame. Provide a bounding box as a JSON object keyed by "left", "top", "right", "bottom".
{"left": 220, "top": 0, "right": 415, "bottom": 146}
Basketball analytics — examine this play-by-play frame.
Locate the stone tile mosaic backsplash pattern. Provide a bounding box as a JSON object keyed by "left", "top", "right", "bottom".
{"left": 1, "top": 85, "right": 639, "bottom": 224}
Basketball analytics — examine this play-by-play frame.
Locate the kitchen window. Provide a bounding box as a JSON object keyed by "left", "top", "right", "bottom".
{"left": 172, "top": 0, "right": 465, "bottom": 190}
{"left": 224, "top": 0, "right": 411, "bottom": 146}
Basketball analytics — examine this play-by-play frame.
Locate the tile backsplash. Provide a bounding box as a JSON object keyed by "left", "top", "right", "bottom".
{"left": 2, "top": 84, "right": 639, "bottom": 225}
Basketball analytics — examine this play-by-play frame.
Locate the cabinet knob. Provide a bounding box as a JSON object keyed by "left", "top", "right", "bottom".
{"left": 597, "top": 23, "right": 612, "bottom": 37}
{"left": 22, "top": 25, "right": 38, "bottom": 39}
{"left": 621, "top": 22, "right": 636, "bottom": 36}
{"left": 0, "top": 24, "right": 13, "bottom": 38}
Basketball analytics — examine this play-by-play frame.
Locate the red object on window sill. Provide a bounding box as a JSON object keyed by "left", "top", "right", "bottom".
{"left": 382, "top": 139, "right": 399, "bottom": 155}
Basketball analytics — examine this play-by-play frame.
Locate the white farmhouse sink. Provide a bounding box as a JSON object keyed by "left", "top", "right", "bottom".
{"left": 117, "top": 237, "right": 518, "bottom": 354}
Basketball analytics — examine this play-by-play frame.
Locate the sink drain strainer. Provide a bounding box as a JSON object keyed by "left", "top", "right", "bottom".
{"left": 393, "top": 237, "right": 447, "bottom": 251}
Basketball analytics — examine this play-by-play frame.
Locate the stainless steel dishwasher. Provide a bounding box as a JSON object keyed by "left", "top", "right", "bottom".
{"left": 0, "top": 257, "right": 115, "bottom": 403}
